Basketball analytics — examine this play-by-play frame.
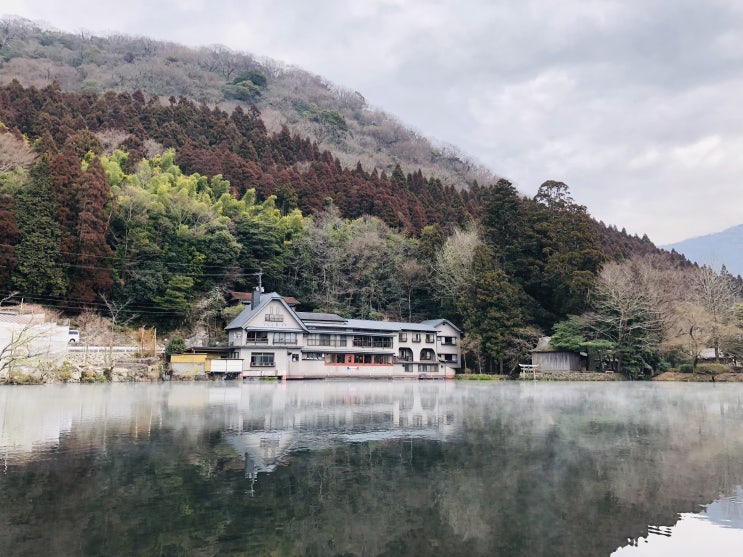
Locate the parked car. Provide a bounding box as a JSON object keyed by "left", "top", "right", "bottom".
{"left": 68, "top": 329, "right": 80, "bottom": 343}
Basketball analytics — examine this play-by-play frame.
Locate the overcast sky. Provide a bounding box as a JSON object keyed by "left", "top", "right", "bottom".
{"left": 7, "top": 0, "right": 743, "bottom": 244}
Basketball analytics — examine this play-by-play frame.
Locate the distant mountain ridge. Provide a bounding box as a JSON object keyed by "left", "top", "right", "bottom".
{"left": 661, "top": 225, "right": 743, "bottom": 277}
{"left": 0, "top": 16, "right": 497, "bottom": 191}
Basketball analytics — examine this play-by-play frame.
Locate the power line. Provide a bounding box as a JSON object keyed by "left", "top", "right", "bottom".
{"left": 0, "top": 242, "right": 260, "bottom": 272}
{"left": 1, "top": 292, "right": 234, "bottom": 316}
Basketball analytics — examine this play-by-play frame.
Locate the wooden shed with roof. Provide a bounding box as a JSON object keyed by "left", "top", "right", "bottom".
{"left": 531, "top": 336, "right": 583, "bottom": 371}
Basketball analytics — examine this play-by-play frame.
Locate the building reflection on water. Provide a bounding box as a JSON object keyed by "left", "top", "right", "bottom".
{"left": 0, "top": 381, "right": 460, "bottom": 479}
{"left": 215, "top": 382, "right": 459, "bottom": 486}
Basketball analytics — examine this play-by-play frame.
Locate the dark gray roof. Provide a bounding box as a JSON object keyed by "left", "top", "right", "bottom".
{"left": 225, "top": 293, "right": 308, "bottom": 331}
{"left": 227, "top": 295, "right": 460, "bottom": 337}
{"left": 345, "top": 319, "right": 436, "bottom": 333}
{"left": 420, "top": 319, "right": 463, "bottom": 334}
{"left": 295, "top": 312, "right": 347, "bottom": 323}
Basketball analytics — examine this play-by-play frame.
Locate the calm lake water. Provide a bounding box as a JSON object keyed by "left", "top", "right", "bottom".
{"left": 2, "top": 381, "right": 743, "bottom": 556}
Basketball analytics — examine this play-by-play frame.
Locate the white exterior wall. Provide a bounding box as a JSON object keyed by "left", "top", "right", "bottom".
{"left": 434, "top": 322, "right": 461, "bottom": 371}
{"left": 395, "top": 330, "right": 440, "bottom": 373}
{"left": 210, "top": 359, "right": 243, "bottom": 373}
{"left": 228, "top": 297, "right": 461, "bottom": 379}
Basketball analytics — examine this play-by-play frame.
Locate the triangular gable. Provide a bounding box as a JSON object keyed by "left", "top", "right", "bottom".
{"left": 238, "top": 295, "right": 307, "bottom": 332}
{"left": 421, "top": 318, "right": 463, "bottom": 335}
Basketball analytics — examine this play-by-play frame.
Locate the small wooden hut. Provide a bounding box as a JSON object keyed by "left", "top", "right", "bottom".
{"left": 531, "top": 337, "right": 583, "bottom": 371}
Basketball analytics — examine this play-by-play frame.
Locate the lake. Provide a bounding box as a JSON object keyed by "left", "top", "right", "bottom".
{"left": 1, "top": 381, "right": 743, "bottom": 556}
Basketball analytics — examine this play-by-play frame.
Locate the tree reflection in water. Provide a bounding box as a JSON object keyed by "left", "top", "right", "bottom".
{"left": 1, "top": 382, "right": 743, "bottom": 556}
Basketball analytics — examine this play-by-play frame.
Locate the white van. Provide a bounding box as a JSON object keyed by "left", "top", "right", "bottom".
{"left": 68, "top": 329, "right": 80, "bottom": 343}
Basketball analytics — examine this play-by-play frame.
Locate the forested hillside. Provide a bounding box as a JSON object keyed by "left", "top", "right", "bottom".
{"left": 0, "top": 17, "right": 495, "bottom": 191}
{"left": 2, "top": 18, "right": 723, "bottom": 376}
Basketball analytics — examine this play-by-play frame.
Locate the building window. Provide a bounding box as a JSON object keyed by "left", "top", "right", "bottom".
{"left": 425, "top": 333, "right": 435, "bottom": 343}
{"left": 399, "top": 332, "right": 408, "bottom": 342}
{"left": 353, "top": 336, "right": 392, "bottom": 348}
{"left": 440, "top": 354, "right": 458, "bottom": 363}
{"left": 250, "top": 353, "right": 274, "bottom": 367}
{"left": 302, "top": 352, "right": 324, "bottom": 360}
{"left": 403, "top": 364, "right": 414, "bottom": 373}
{"left": 274, "top": 332, "right": 297, "bottom": 345}
{"left": 419, "top": 364, "right": 437, "bottom": 373}
{"left": 322, "top": 353, "right": 393, "bottom": 365}
{"left": 440, "top": 336, "right": 457, "bottom": 346}
{"left": 307, "top": 334, "right": 347, "bottom": 347}
{"left": 246, "top": 331, "right": 268, "bottom": 344}
{"left": 420, "top": 348, "right": 436, "bottom": 361}
{"left": 412, "top": 333, "right": 421, "bottom": 343}
{"left": 265, "top": 309, "right": 284, "bottom": 322}
{"left": 326, "top": 353, "right": 348, "bottom": 364}
{"left": 398, "top": 347, "right": 413, "bottom": 361}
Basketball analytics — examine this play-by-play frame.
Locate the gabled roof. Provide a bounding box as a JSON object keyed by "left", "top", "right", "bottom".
{"left": 229, "top": 291, "right": 299, "bottom": 306}
{"left": 226, "top": 293, "right": 461, "bottom": 337}
{"left": 531, "top": 336, "right": 582, "bottom": 354}
{"left": 225, "top": 292, "right": 308, "bottom": 332}
{"left": 420, "top": 318, "right": 463, "bottom": 334}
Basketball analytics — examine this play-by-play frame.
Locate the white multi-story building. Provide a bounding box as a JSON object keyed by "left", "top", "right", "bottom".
{"left": 225, "top": 288, "right": 462, "bottom": 379}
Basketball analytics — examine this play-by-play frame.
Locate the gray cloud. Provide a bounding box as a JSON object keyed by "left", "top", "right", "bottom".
{"left": 7, "top": 0, "right": 742, "bottom": 243}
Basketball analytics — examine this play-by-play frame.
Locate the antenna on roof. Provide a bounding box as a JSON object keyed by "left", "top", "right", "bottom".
{"left": 252, "top": 268, "right": 264, "bottom": 292}
{"left": 250, "top": 269, "right": 264, "bottom": 310}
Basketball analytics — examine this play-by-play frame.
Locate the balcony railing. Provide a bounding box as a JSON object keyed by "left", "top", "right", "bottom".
{"left": 352, "top": 337, "right": 393, "bottom": 348}
{"left": 245, "top": 337, "right": 269, "bottom": 344}
{"left": 307, "top": 339, "right": 347, "bottom": 347}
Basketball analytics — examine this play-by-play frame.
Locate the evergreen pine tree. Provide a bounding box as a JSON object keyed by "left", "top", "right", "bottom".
{"left": 13, "top": 160, "right": 67, "bottom": 297}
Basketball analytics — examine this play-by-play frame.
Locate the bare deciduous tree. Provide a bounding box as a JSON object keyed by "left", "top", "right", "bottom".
{"left": 431, "top": 224, "right": 480, "bottom": 301}
{"left": 0, "top": 291, "right": 19, "bottom": 306}
{"left": 0, "top": 132, "right": 37, "bottom": 173}
{"left": 587, "top": 259, "right": 665, "bottom": 375}
{"left": 95, "top": 129, "right": 130, "bottom": 155}
{"left": 0, "top": 313, "right": 59, "bottom": 382}
{"left": 398, "top": 259, "right": 426, "bottom": 322}
{"left": 101, "top": 296, "right": 137, "bottom": 367}
{"left": 693, "top": 266, "right": 739, "bottom": 362}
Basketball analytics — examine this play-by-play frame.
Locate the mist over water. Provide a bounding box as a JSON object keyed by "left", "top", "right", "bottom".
{"left": 2, "top": 381, "right": 743, "bottom": 556}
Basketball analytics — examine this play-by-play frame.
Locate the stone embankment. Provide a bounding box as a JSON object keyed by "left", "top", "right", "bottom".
{"left": 54, "top": 349, "right": 163, "bottom": 382}
{"left": 519, "top": 371, "right": 625, "bottom": 381}
{"left": 653, "top": 371, "right": 743, "bottom": 382}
